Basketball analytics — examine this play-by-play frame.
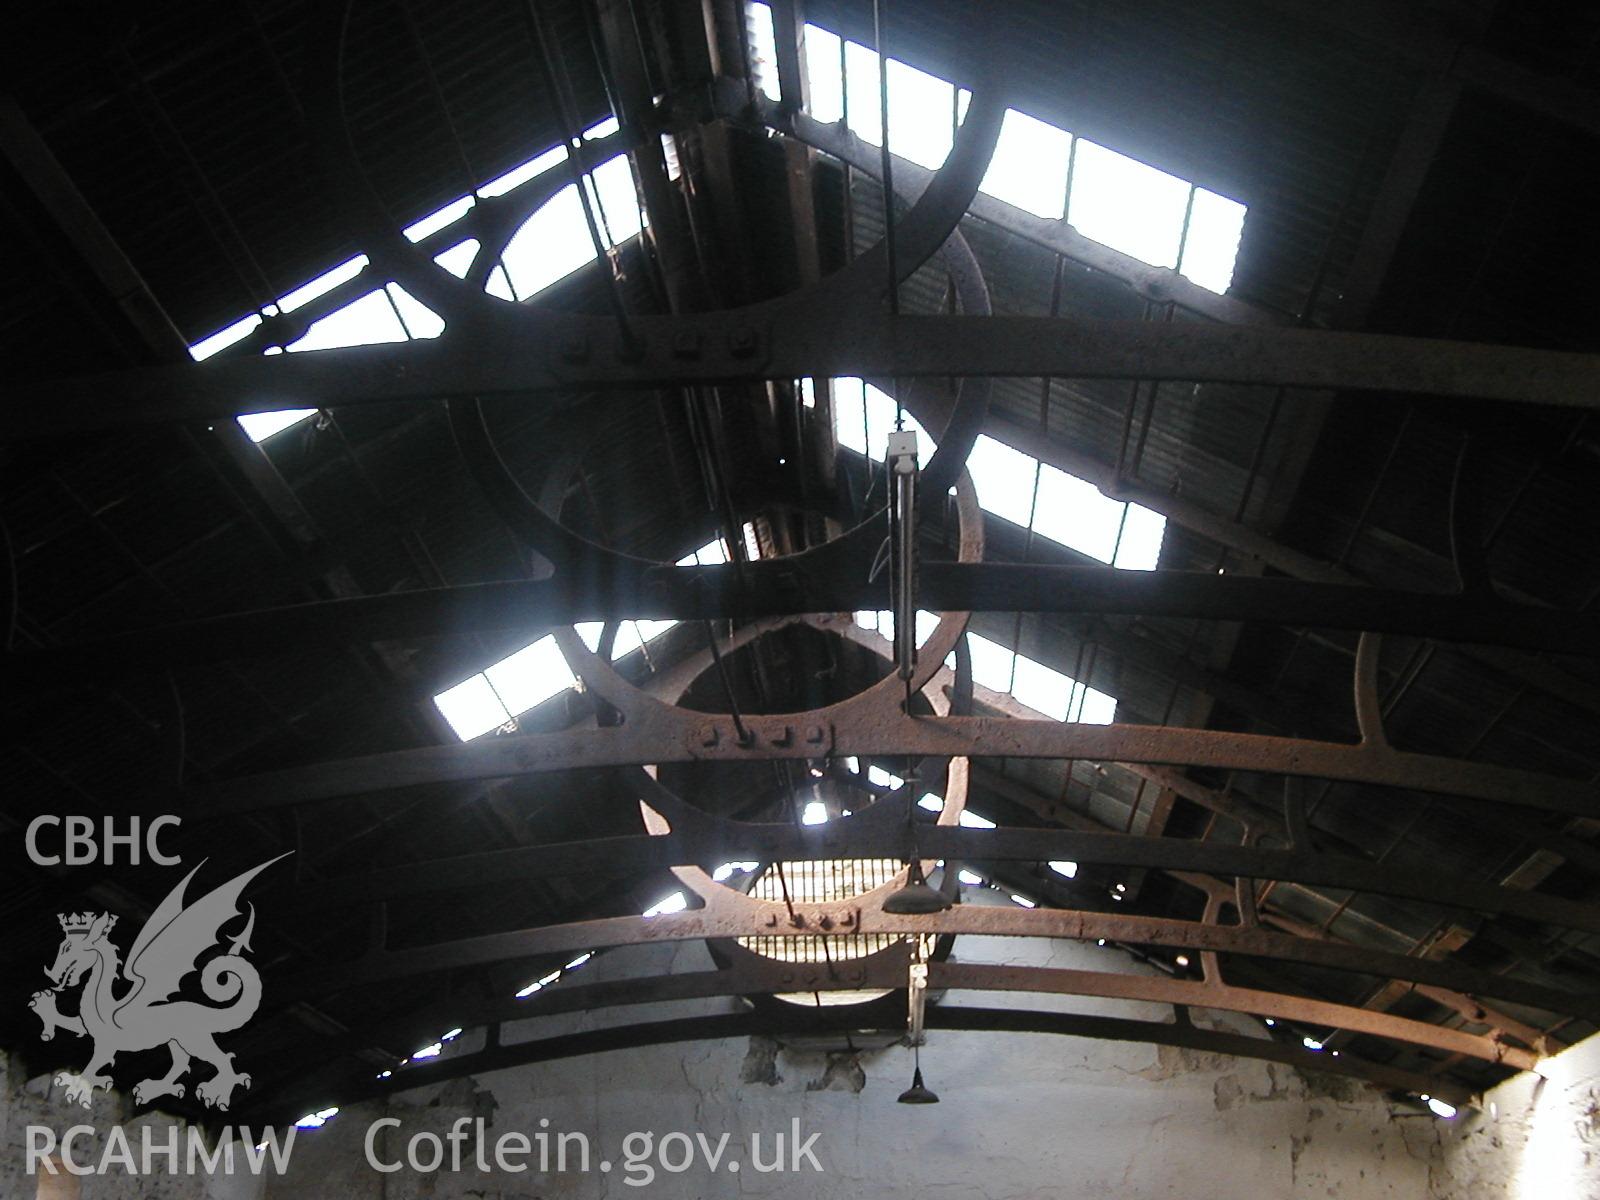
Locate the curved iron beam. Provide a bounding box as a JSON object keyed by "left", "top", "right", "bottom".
{"left": 270, "top": 897, "right": 1598, "bottom": 1022}
{"left": 13, "top": 36, "right": 1600, "bottom": 441}
{"left": 272, "top": 816, "right": 1600, "bottom": 936}
{"left": 9, "top": 566, "right": 1600, "bottom": 689}
{"left": 306, "top": 0, "right": 1006, "bottom": 355}
{"left": 246, "top": 1000, "right": 1474, "bottom": 1126}
{"left": 443, "top": 143, "right": 995, "bottom": 600}
{"left": 758, "top": 95, "right": 1278, "bottom": 328}
{"left": 16, "top": 314, "right": 1600, "bottom": 441}
{"left": 246, "top": 950, "right": 1524, "bottom": 1128}
{"left": 192, "top": 701, "right": 1600, "bottom": 820}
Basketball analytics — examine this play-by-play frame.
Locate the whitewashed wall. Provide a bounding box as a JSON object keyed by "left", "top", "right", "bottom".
{"left": 1428, "top": 1031, "right": 1600, "bottom": 1199}
{"left": 6, "top": 914, "right": 1515, "bottom": 1199}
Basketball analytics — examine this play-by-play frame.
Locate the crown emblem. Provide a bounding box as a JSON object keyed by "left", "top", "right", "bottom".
{"left": 57, "top": 913, "right": 114, "bottom": 934}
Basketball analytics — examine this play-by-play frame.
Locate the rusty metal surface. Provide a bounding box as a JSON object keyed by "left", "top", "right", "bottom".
{"left": 250, "top": 957, "right": 1482, "bottom": 1124}
{"left": 17, "top": 311, "right": 1600, "bottom": 441}
{"left": 11, "top": 74, "right": 1600, "bottom": 441}
{"left": 14, "top": 564, "right": 1600, "bottom": 687}
{"left": 274, "top": 882, "right": 1597, "bottom": 1023}
{"left": 9, "top": 0, "right": 1599, "bottom": 1121}
{"left": 273, "top": 798, "right": 1600, "bottom": 935}
{"left": 198, "top": 698, "right": 1600, "bottom": 818}
{"left": 255, "top": 949, "right": 1531, "bottom": 1121}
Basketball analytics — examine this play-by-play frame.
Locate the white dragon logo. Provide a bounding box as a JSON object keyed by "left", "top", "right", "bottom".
{"left": 29, "top": 854, "right": 288, "bottom": 1110}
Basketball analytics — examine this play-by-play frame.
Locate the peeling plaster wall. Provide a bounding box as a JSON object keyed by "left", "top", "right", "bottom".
{"left": 0, "top": 1049, "right": 267, "bottom": 1199}
{"left": 265, "top": 919, "right": 1435, "bottom": 1199}
{"left": 1429, "top": 1032, "right": 1600, "bottom": 1199}
{"left": 3, "top": 920, "right": 1455, "bottom": 1198}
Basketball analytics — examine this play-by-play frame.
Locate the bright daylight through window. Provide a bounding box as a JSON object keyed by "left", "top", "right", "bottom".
{"left": 748, "top": 5, "right": 1247, "bottom": 290}
{"left": 433, "top": 538, "right": 729, "bottom": 741}
{"left": 187, "top": 117, "right": 634, "bottom": 444}
{"left": 191, "top": 9, "right": 1238, "bottom": 743}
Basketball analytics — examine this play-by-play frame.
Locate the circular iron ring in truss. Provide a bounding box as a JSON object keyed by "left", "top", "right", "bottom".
{"left": 634, "top": 633, "right": 974, "bottom": 906}
{"left": 494, "top": 317, "right": 986, "bottom": 997}
{"left": 526, "top": 379, "right": 983, "bottom": 999}
{"left": 441, "top": 147, "right": 997, "bottom": 587}
{"left": 513, "top": 320, "right": 987, "bottom": 730}
{"left": 645, "top": 653, "right": 966, "bottom": 1010}
{"left": 540, "top": 450, "right": 984, "bottom": 739}
{"left": 309, "top": 0, "right": 1004, "bottom": 545}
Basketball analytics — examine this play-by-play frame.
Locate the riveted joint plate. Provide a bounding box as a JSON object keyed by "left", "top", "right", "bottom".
{"left": 688, "top": 719, "right": 833, "bottom": 757}
{"left": 546, "top": 320, "right": 773, "bottom": 385}
{"left": 757, "top": 905, "right": 860, "bottom": 932}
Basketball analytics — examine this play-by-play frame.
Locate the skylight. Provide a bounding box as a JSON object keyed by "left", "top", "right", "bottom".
{"left": 802, "top": 24, "right": 845, "bottom": 123}
{"left": 433, "top": 538, "right": 723, "bottom": 740}
{"left": 866, "top": 764, "right": 904, "bottom": 789}
{"left": 833, "top": 379, "right": 1165, "bottom": 570}
{"left": 965, "top": 434, "right": 1038, "bottom": 527}
{"left": 491, "top": 128, "right": 640, "bottom": 300}
{"left": 984, "top": 109, "right": 1073, "bottom": 219}
{"left": 676, "top": 538, "right": 731, "bottom": 567}
{"left": 781, "top": 10, "right": 1246, "bottom": 293}
{"left": 236, "top": 409, "right": 317, "bottom": 442}
{"left": 1069, "top": 139, "right": 1192, "bottom": 270}
{"left": 286, "top": 288, "right": 410, "bottom": 354}
{"left": 517, "top": 968, "right": 562, "bottom": 999}
{"left": 747, "top": 3, "right": 783, "bottom": 102}
{"left": 187, "top": 117, "right": 641, "bottom": 443}
{"left": 643, "top": 891, "right": 688, "bottom": 918}
{"left": 482, "top": 635, "right": 575, "bottom": 716}
{"left": 433, "top": 673, "right": 517, "bottom": 742}
{"left": 851, "top": 612, "right": 1115, "bottom": 723}
{"left": 279, "top": 255, "right": 369, "bottom": 313}
{"left": 1176, "top": 189, "right": 1248, "bottom": 294}
{"left": 966, "top": 626, "right": 1115, "bottom": 724}
{"left": 188, "top": 314, "right": 262, "bottom": 362}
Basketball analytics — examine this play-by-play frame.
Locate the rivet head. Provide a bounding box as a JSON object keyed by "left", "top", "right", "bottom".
{"left": 672, "top": 330, "right": 702, "bottom": 358}
{"left": 728, "top": 326, "right": 758, "bottom": 357}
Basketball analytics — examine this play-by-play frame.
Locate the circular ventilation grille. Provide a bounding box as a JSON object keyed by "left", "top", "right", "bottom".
{"left": 738, "top": 857, "right": 932, "bottom": 1006}
{"left": 738, "top": 857, "right": 904, "bottom": 963}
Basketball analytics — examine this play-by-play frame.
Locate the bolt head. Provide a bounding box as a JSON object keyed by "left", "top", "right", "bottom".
{"left": 728, "top": 326, "right": 758, "bottom": 357}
